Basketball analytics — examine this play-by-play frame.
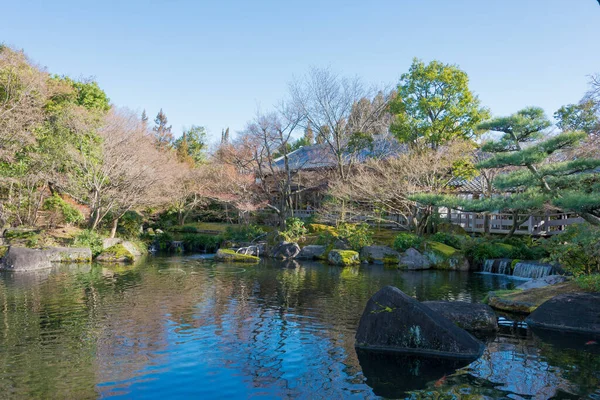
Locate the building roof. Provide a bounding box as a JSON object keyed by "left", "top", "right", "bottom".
{"left": 271, "top": 134, "right": 407, "bottom": 172}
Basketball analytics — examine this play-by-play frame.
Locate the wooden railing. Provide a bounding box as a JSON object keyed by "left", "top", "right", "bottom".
{"left": 289, "top": 209, "right": 584, "bottom": 236}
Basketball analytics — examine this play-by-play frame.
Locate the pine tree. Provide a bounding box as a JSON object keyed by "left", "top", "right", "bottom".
{"left": 176, "top": 132, "right": 194, "bottom": 165}
{"left": 152, "top": 109, "right": 174, "bottom": 149}
{"left": 141, "top": 109, "right": 148, "bottom": 125}
{"left": 460, "top": 107, "right": 600, "bottom": 230}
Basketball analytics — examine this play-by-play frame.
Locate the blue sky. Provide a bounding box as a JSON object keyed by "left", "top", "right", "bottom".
{"left": 2, "top": 0, "right": 599, "bottom": 143}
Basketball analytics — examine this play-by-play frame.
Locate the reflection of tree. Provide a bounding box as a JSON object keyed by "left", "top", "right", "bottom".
{"left": 1, "top": 258, "right": 598, "bottom": 398}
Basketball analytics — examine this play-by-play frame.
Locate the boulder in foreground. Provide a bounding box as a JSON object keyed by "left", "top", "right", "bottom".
{"left": 355, "top": 286, "right": 483, "bottom": 358}
{"left": 526, "top": 292, "right": 600, "bottom": 334}
{"left": 269, "top": 241, "right": 301, "bottom": 260}
{"left": 423, "top": 241, "right": 469, "bottom": 271}
{"left": 0, "top": 247, "right": 52, "bottom": 271}
{"left": 423, "top": 301, "right": 498, "bottom": 332}
{"left": 516, "top": 275, "right": 567, "bottom": 290}
{"left": 96, "top": 244, "right": 136, "bottom": 263}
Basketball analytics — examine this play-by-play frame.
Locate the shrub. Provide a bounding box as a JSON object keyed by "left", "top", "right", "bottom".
{"left": 575, "top": 275, "right": 600, "bottom": 292}
{"left": 546, "top": 224, "right": 600, "bottom": 277}
{"left": 430, "top": 232, "right": 464, "bottom": 250}
{"left": 307, "top": 223, "right": 338, "bottom": 235}
{"left": 223, "top": 224, "right": 266, "bottom": 242}
{"left": 393, "top": 232, "right": 423, "bottom": 252}
{"left": 182, "top": 234, "right": 222, "bottom": 253}
{"left": 280, "top": 217, "right": 308, "bottom": 242}
{"left": 43, "top": 194, "right": 84, "bottom": 226}
{"left": 463, "top": 240, "right": 515, "bottom": 265}
{"left": 118, "top": 211, "right": 144, "bottom": 238}
{"left": 155, "top": 232, "right": 174, "bottom": 251}
{"left": 337, "top": 222, "right": 373, "bottom": 251}
{"left": 73, "top": 229, "right": 104, "bottom": 257}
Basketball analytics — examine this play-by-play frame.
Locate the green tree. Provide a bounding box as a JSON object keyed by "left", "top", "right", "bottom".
{"left": 468, "top": 107, "right": 600, "bottom": 231}
{"left": 152, "top": 109, "right": 173, "bottom": 149}
{"left": 176, "top": 125, "right": 207, "bottom": 164}
{"left": 389, "top": 58, "right": 489, "bottom": 150}
{"left": 554, "top": 100, "right": 599, "bottom": 134}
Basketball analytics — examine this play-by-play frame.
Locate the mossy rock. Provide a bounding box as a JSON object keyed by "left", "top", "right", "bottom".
{"left": 423, "top": 241, "right": 469, "bottom": 271}
{"left": 436, "top": 222, "right": 468, "bottom": 235}
{"left": 0, "top": 245, "right": 8, "bottom": 258}
{"left": 328, "top": 249, "right": 360, "bottom": 266}
{"left": 485, "top": 281, "right": 582, "bottom": 314}
{"left": 215, "top": 249, "right": 260, "bottom": 263}
{"left": 360, "top": 245, "right": 401, "bottom": 265}
{"left": 96, "top": 244, "right": 135, "bottom": 263}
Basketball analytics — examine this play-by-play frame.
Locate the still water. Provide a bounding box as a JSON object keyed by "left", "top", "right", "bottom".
{"left": 0, "top": 256, "right": 599, "bottom": 399}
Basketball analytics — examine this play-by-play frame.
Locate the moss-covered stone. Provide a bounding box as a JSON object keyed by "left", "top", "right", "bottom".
{"left": 485, "top": 281, "right": 581, "bottom": 314}
{"left": 96, "top": 244, "right": 135, "bottom": 263}
{"left": 328, "top": 249, "right": 360, "bottom": 266}
{"left": 0, "top": 245, "right": 8, "bottom": 258}
{"left": 215, "top": 248, "right": 260, "bottom": 263}
{"left": 423, "top": 241, "right": 469, "bottom": 271}
{"left": 307, "top": 224, "right": 338, "bottom": 235}
{"left": 360, "top": 245, "right": 401, "bottom": 264}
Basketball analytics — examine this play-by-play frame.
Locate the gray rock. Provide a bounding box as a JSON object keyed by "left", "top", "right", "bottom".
{"left": 333, "top": 239, "right": 352, "bottom": 250}
{"left": 328, "top": 249, "right": 360, "bottom": 266}
{"left": 121, "top": 241, "right": 142, "bottom": 258}
{"left": 360, "top": 245, "right": 401, "bottom": 264}
{"left": 423, "top": 242, "right": 470, "bottom": 271}
{"left": 102, "top": 238, "right": 123, "bottom": 250}
{"left": 355, "top": 286, "right": 483, "bottom": 358}
{"left": 0, "top": 247, "right": 52, "bottom": 271}
{"left": 44, "top": 247, "right": 92, "bottom": 263}
{"left": 214, "top": 249, "right": 260, "bottom": 263}
{"left": 516, "top": 275, "right": 568, "bottom": 290}
{"left": 399, "top": 248, "right": 431, "bottom": 270}
{"left": 526, "top": 292, "right": 600, "bottom": 334}
{"left": 423, "top": 301, "right": 498, "bottom": 332}
{"left": 297, "top": 245, "right": 327, "bottom": 260}
{"left": 269, "top": 241, "right": 301, "bottom": 260}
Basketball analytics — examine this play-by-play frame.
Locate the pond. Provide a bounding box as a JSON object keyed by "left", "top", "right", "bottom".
{"left": 0, "top": 256, "right": 599, "bottom": 399}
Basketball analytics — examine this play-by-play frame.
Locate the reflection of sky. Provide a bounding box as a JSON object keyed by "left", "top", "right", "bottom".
{"left": 464, "top": 340, "right": 575, "bottom": 399}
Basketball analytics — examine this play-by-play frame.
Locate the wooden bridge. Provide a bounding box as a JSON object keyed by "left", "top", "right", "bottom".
{"left": 290, "top": 209, "right": 584, "bottom": 236}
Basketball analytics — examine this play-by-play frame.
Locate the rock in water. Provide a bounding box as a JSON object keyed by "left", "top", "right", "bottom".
{"left": 328, "top": 249, "right": 360, "bottom": 266}
{"left": 0, "top": 247, "right": 52, "bottom": 271}
{"left": 44, "top": 247, "right": 92, "bottom": 263}
{"left": 296, "top": 245, "right": 327, "bottom": 260}
{"left": 526, "top": 293, "right": 600, "bottom": 334}
{"left": 355, "top": 286, "right": 483, "bottom": 358}
{"left": 423, "top": 301, "right": 498, "bottom": 332}
{"left": 399, "top": 248, "right": 431, "bottom": 270}
{"left": 515, "top": 275, "right": 567, "bottom": 290}
{"left": 269, "top": 241, "right": 301, "bottom": 260}
{"left": 360, "top": 245, "right": 400, "bottom": 264}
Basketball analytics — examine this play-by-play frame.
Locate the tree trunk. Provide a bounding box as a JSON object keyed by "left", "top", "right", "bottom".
{"left": 109, "top": 218, "right": 119, "bottom": 239}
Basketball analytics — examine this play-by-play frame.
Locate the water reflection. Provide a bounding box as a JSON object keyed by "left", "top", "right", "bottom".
{"left": 0, "top": 256, "right": 598, "bottom": 399}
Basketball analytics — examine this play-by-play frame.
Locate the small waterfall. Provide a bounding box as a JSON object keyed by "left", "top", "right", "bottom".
{"left": 512, "top": 262, "right": 554, "bottom": 279}
{"left": 497, "top": 259, "right": 511, "bottom": 275}
{"left": 483, "top": 259, "right": 495, "bottom": 273}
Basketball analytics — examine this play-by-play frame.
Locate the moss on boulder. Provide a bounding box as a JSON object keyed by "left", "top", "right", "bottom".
{"left": 328, "top": 249, "right": 360, "bottom": 266}
{"left": 360, "top": 245, "right": 401, "bottom": 265}
{"left": 485, "top": 281, "right": 581, "bottom": 314}
{"left": 423, "top": 241, "right": 469, "bottom": 271}
{"left": 215, "top": 248, "right": 260, "bottom": 263}
{"left": 96, "top": 244, "right": 135, "bottom": 263}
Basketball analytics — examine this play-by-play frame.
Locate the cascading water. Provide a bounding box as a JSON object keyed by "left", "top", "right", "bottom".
{"left": 497, "top": 259, "right": 511, "bottom": 275}
{"left": 481, "top": 259, "right": 512, "bottom": 275}
{"left": 483, "top": 259, "right": 495, "bottom": 273}
{"left": 512, "top": 262, "right": 554, "bottom": 279}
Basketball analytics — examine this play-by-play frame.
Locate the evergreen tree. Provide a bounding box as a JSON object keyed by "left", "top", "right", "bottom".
{"left": 460, "top": 107, "right": 600, "bottom": 230}
{"left": 174, "top": 125, "right": 207, "bottom": 165}
{"left": 141, "top": 109, "right": 149, "bottom": 127}
{"left": 152, "top": 109, "right": 174, "bottom": 149}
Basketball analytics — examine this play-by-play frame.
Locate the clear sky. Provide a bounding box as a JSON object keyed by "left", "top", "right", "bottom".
{"left": 2, "top": 0, "right": 599, "bottom": 143}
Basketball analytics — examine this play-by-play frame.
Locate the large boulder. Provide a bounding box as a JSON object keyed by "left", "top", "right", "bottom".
{"left": 328, "top": 249, "right": 360, "bottom": 266}
{"left": 297, "top": 245, "right": 327, "bottom": 260}
{"left": 422, "top": 301, "right": 498, "bottom": 332}
{"left": 214, "top": 249, "right": 260, "bottom": 263}
{"left": 269, "top": 241, "right": 301, "bottom": 260}
{"left": 96, "top": 244, "right": 135, "bottom": 263}
{"left": 516, "top": 275, "right": 568, "bottom": 290}
{"left": 526, "top": 292, "right": 600, "bottom": 334}
{"left": 360, "top": 245, "right": 401, "bottom": 264}
{"left": 44, "top": 247, "right": 92, "bottom": 263}
{"left": 355, "top": 286, "right": 483, "bottom": 358}
{"left": 121, "top": 241, "right": 142, "bottom": 258}
{"left": 423, "top": 241, "right": 469, "bottom": 271}
{"left": 0, "top": 247, "right": 52, "bottom": 271}
{"left": 102, "top": 238, "right": 123, "bottom": 250}
{"left": 399, "top": 248, "right": 431, "bottom": 270}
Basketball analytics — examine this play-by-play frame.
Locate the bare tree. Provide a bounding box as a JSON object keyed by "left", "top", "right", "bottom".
{"left": 289, "top": 67, "right": 392, "bottom": 180}
{"left": 76, "top": 108, "right": 178, "bottom": 237}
